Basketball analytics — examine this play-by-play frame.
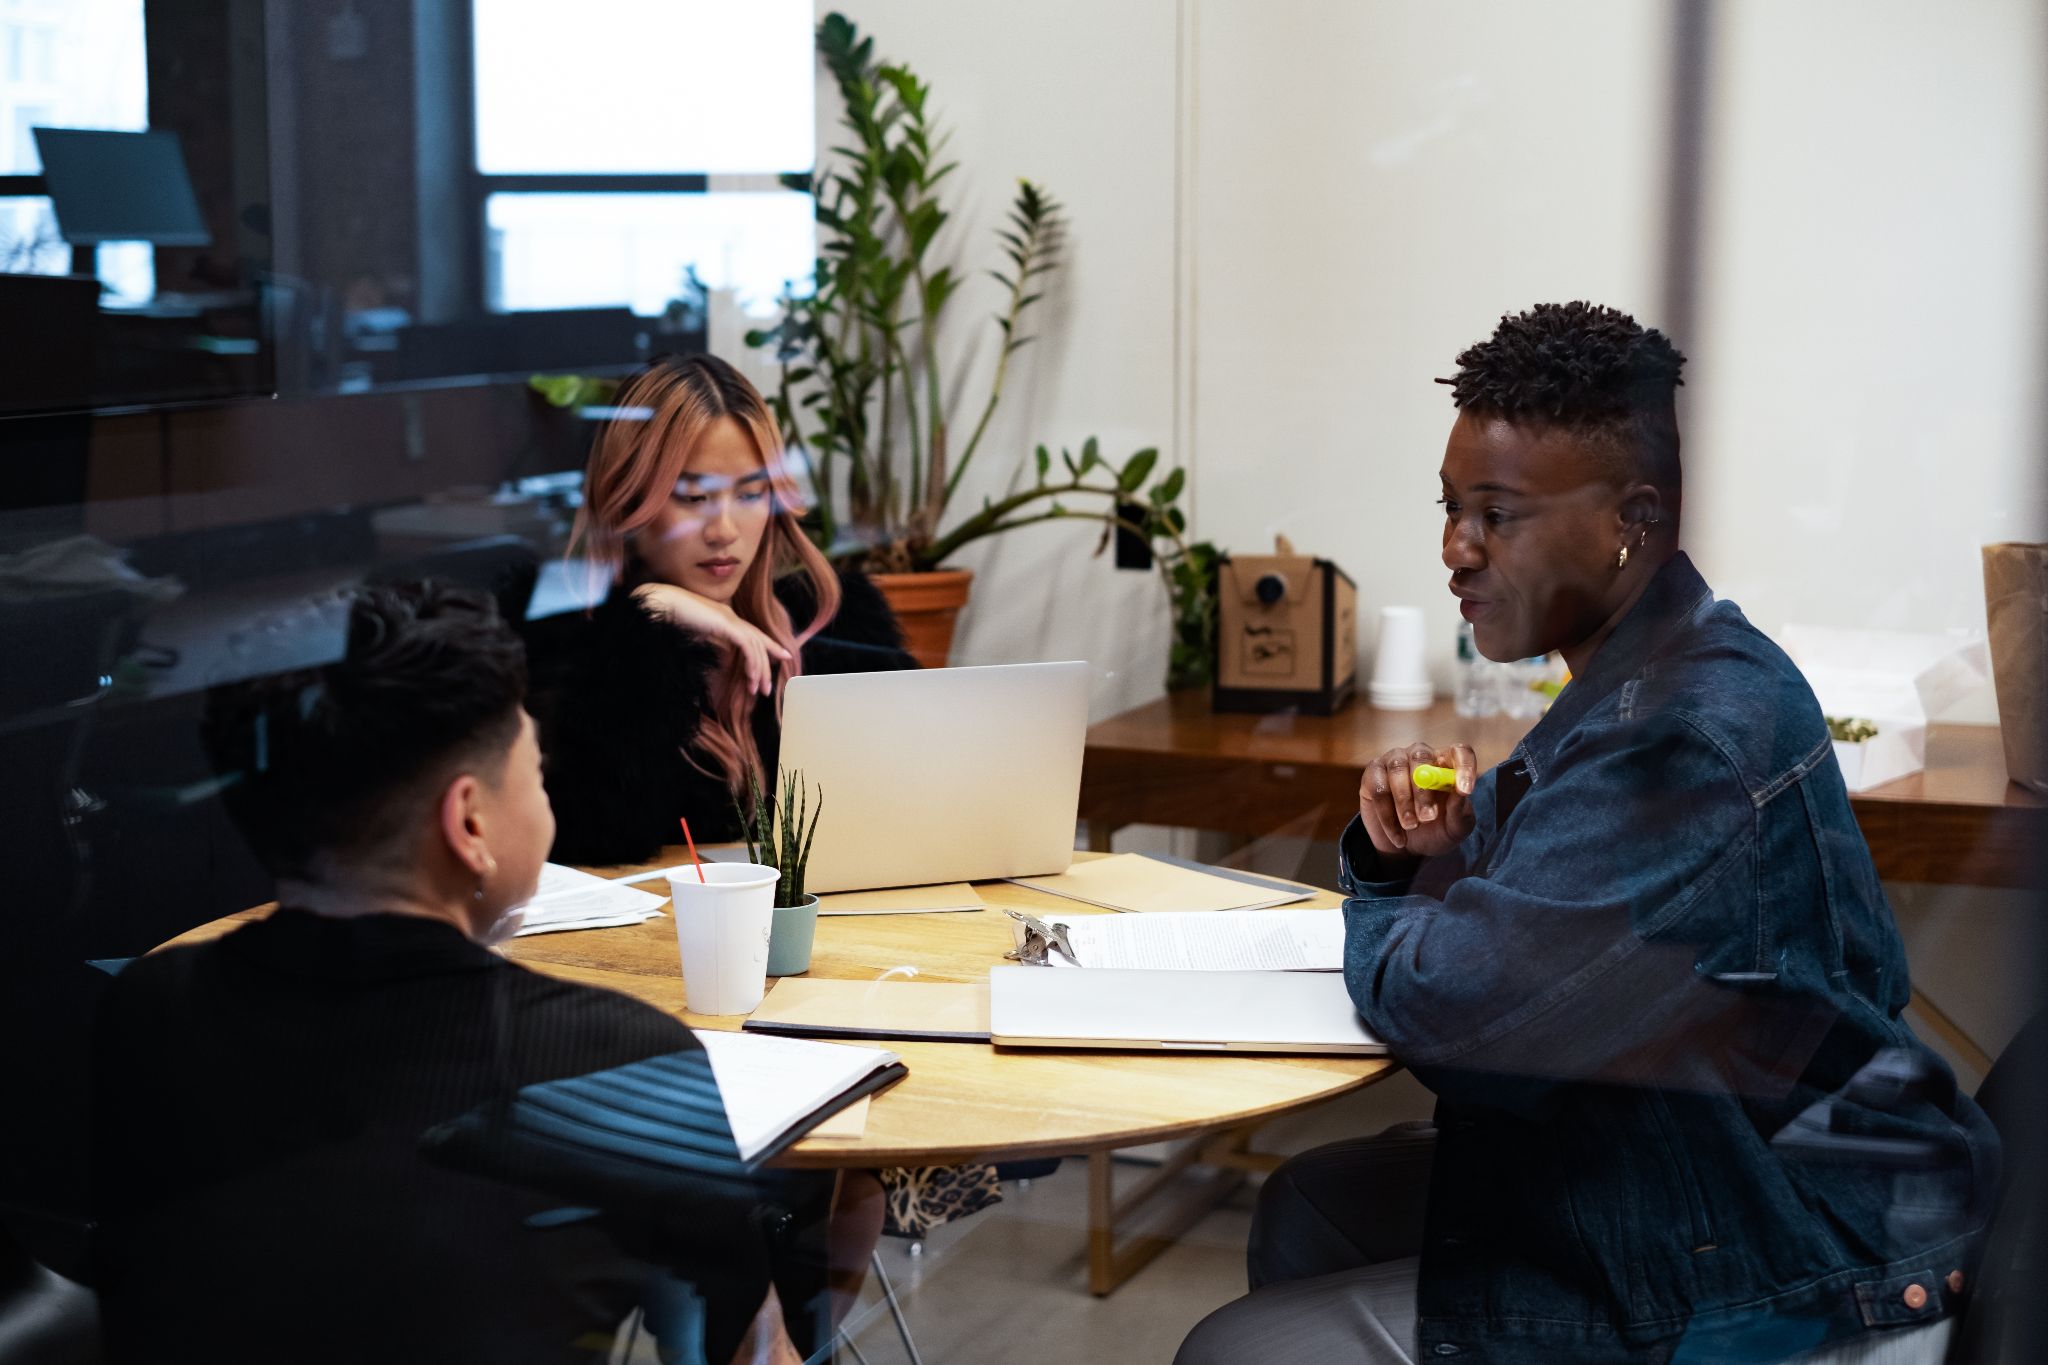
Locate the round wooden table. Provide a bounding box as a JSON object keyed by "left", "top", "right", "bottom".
{"left": 503, "top": 848, "right": 1394, "bottom": 1170}
{"left": 170, "top": 851, "right": 1395, "bottom": 1293}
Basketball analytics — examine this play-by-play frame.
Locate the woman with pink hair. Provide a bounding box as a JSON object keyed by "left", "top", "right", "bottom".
{"left": 526, "top": 353, "right": 1000, "bottom": 1256}
{"left": 529, "top": 352, "right": 911, "bottom": 866}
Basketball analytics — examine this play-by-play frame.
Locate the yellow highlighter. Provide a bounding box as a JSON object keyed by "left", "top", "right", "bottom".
{"left": 1412, "top": 764, "right": 1458, "bottom": 792}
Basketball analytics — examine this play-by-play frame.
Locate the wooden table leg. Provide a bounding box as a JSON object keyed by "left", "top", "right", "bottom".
{"left": 1085, "top": 1123, "right": 1278, "bottom": 1296}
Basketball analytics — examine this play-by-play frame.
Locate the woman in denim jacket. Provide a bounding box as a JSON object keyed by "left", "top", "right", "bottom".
{"left": 1179, "top": 304, "right": 1999, "bottom": 1364}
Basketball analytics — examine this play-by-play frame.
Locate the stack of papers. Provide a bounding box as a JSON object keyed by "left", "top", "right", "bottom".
{"left": 694, "top": 1030, "right": 903, "bottom": 1162}
{"left": 1009, "top": 853, "right": 1313, "bottom": 914}
{"left": 510, "top": 863, "right": 668, "bottom": 937}
{"left": 989, "top": 965, "right": 1384, "bottom": 1055}
{"left": 1047, "top": 909, "right": 1344, "bottom": 972}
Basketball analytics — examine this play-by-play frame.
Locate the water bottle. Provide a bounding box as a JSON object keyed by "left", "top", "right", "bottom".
{"left": 1503, "top": 655, "right": 1553, "bottom": 720}
{"left": 1454, "top": 622, "right": 1495, "bottom": 717}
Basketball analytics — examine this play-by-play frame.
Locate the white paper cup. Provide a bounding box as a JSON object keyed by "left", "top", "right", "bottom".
{"left": 668, "top": 862, "right": 779, "bottom": 1015}
{"left": 1369, "top": 605, "right": 1433, "bottom": 709}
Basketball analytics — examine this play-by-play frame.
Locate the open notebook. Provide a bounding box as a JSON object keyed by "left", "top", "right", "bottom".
{"left": 990, "top": 965, "right": 1384, "bottom": 1055}
{"left": 1044, "top": 909, "right": 1344, "bottom": 972}
{"left": 695, "top": 1030, "right": 905, "bottom": 1162}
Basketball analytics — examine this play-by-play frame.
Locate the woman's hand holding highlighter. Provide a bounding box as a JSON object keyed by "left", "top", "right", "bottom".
{"left": 1358, "top": 741, "right": 1478, "bottom": 862}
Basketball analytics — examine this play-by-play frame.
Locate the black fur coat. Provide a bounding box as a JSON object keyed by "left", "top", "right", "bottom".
{"left": 524, "top": 569, "right": 914, "bottom": 866}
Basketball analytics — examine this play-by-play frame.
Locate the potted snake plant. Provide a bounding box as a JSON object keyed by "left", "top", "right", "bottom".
{"left": 736, "top": 768, "right": 825, "bottom": 975}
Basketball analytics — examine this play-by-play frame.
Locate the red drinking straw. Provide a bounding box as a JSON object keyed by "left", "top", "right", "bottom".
{"left": 679, "top": 816, "right": 707, "bottom": 883}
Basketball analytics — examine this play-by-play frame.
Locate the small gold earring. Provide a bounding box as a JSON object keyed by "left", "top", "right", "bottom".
{"left": 1617, "top": 544, "right": 1630, "bottom": 570}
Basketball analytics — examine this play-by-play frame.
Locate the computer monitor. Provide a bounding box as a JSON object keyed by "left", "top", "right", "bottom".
{"left": 32, "top": 127, "right": 211, "bottom": 247}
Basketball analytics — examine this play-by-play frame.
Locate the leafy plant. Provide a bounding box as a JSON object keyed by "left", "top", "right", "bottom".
{"left": 1826, "top": 716, "right": 1879, "bottom": 744}
{"left": 734, "top": 768, "right": 824, "bottom": 908}
{"left": 1164, "top": 540, "right": 1222, "bottom": 692}
{"left": 745, "top": 12, "right": 1195, "bottom": 578}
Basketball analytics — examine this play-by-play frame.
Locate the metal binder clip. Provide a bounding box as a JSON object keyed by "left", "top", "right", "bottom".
{"left": 1002, "top": 908, "right": 1082, "bottom": 966}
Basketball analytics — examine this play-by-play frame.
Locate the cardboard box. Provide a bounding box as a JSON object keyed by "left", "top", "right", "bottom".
{"left": 1213, "top": 552, "right": 1357, "bottom": 715}
{"left": 1780, "top": 624, "right": 1990, "bottom": 792}
{"left": 1983, "top": 542, "right": 2048, "bottom": 792}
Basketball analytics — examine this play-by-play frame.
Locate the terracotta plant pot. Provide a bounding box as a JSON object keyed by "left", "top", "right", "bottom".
{"left": 870, "top": 569, "right": 973, "bottom": 668}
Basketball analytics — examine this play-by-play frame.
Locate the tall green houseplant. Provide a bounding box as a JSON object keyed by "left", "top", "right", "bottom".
{"left": 749, "top": 16, "right": 1196, "bottom": 564}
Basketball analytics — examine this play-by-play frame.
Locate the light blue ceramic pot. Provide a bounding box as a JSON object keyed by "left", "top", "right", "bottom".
{"left": 766, "top": 894, "right": 820, "bottom": 976}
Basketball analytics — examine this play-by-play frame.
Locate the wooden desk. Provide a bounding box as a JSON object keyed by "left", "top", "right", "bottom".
{"left": 168, "top": 857, "right": 1392, "bottom": 1293}
{"left": 1083, "top": 693, "right": 2045, "bottom": 891}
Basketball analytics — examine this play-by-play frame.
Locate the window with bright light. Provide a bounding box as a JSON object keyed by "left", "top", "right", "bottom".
{"left": 473, "top": 0, "right": 813, "bottom": 175}
{"left": 470, "top": 0, "right": 815, "bottom": 320}
{"left": 0, "top": 0, "right": 151, "bottom": 299}
{"left": 486, "top": 191, "right": 814, "bottom": 318}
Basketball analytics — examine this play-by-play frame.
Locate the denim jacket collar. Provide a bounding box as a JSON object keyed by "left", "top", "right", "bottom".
{"left": 1512, "top": 551, "right": 1715, "bottom": 785}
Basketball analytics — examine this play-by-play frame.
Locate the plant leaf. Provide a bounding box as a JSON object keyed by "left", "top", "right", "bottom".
{"left": 1117, "top": 447, "right": 1159, "bottom": 492}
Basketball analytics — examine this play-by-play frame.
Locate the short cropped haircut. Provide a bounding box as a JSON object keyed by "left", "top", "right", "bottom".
{"left": 203, "top": 581, "right": 528, "bottom": 879}
{"left": 1442, "top": 302, "right": 1688, "bottom": 502}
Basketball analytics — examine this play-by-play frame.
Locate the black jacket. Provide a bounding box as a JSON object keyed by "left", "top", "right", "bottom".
{"left": 526, "top": 568, "right": 913, "bottom": 865}
{"left": 92, "top": 911, "right": 831, "bottom": 1364}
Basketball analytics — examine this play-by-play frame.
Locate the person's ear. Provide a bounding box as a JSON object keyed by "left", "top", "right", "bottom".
{"left": 436, "top": 773, "right": 491, "bottom": 880}
{"left": 1617, "top": 483, "right": 1665, "bottom": 537}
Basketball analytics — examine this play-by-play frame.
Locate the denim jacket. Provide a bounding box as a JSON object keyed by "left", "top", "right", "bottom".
{"left": 1341, "top": 554, "right": 2000, "bottom": 1363}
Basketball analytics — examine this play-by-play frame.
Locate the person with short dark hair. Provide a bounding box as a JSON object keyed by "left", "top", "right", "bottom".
{"left": 92, "top": 582, "right": 822, "bottom": 1365}
{"left": 1178, "top": 305, "right": 1998, "bottom": 1364}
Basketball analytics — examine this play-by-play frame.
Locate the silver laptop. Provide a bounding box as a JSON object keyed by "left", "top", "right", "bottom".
{"left": 989, "top": 965, "right": 1387, "bottom": 1055}
{"left": 780, "top": 661, "right": 1091, "bottom": 893}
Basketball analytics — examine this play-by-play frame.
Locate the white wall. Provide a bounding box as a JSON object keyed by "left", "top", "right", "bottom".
{"left": 1188, "top": 0, "right": 1673, "bottom": 697}
{"left": 756, "top": 1, "right": 2047, "bottom": 729}
{"left": 1685, "top": 0, "right": 2048, "bottom": 724}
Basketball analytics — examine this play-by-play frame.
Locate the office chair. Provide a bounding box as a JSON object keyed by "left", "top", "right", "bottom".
{"left": 0, "top": 1227, "right": 98, "bottom": 1364}
{"left": 1945, "top": 1012, "right": 2048, "bottom": 1363}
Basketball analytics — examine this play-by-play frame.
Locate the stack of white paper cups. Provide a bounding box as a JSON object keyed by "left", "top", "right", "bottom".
{"left": 668, "top": 862, "right": 779, "bottom": 1015}
{"left": 1368, "top": 605, "right": 1434, "bottom": 710}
